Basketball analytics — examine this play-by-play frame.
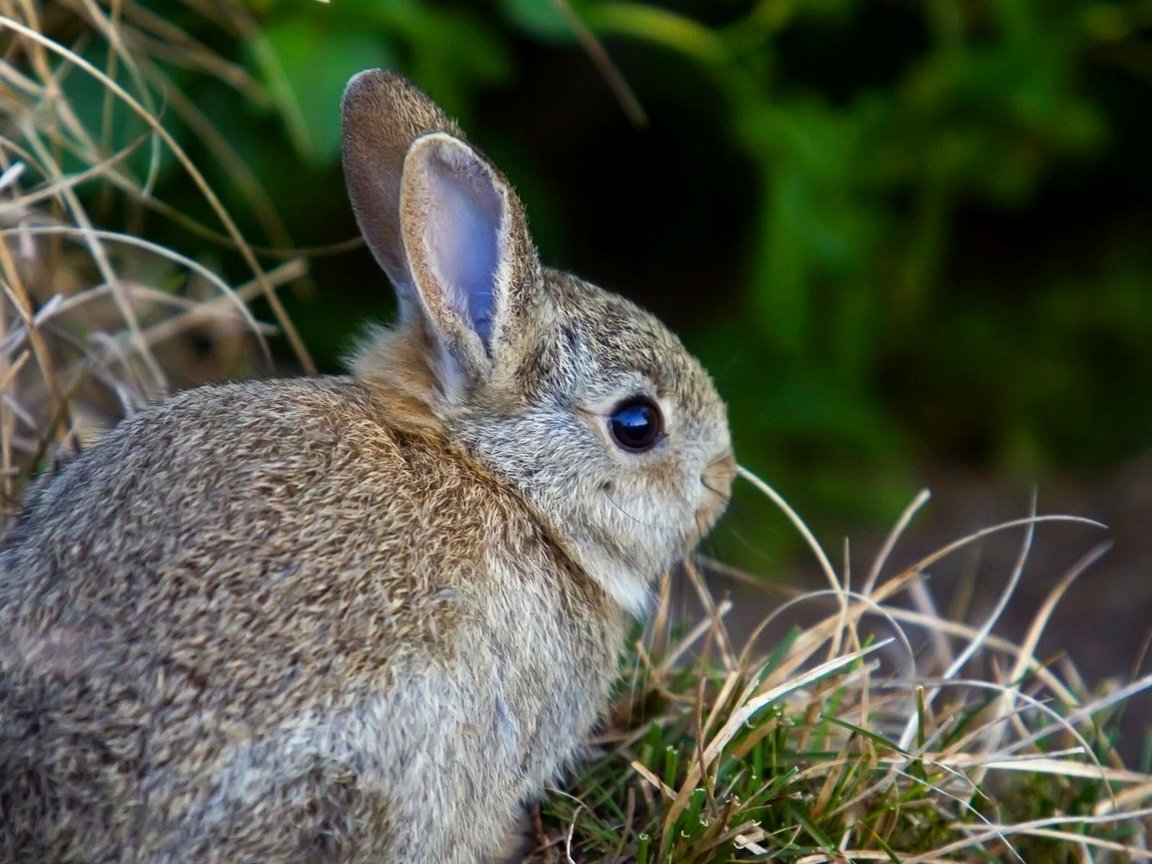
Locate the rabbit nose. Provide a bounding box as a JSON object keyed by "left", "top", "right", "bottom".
{"left": 696, "top": 449, "right": 736, "bottom": 532}
{"left": 703, "top": 449, "right": 737, "bottom": 499}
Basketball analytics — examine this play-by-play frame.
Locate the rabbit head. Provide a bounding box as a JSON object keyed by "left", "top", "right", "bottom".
{"left": 343, "top": 71, "right": 734, "bottom": 615}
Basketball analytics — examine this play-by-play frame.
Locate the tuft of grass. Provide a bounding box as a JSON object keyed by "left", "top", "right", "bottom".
{"left": 0, "top": 0, "right": 311, "bottom": 509}
{"left": 526, "top": 473, "right": 1152, "bottom": 862}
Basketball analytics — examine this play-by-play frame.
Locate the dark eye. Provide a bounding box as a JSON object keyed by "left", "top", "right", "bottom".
{"left": 608, "top": 397, "right": 664, "bottom": 453}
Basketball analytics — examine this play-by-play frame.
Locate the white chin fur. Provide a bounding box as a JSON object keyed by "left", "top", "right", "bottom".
{"left": 580, "top": 546, "right": 654, "bottom": 618}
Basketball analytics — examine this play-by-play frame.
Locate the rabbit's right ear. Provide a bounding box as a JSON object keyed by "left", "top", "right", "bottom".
{"left": 341, "top": 70, "right": 463, "bottom": 320}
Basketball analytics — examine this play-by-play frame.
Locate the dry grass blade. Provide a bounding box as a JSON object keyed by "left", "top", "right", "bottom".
{"left": 0, "top": 0, "right": 310, "bottom": 502}
{"left": 533, "top": 482, "right": 1151, "bottom": 862}
{"left": 0, "top": 10, "right": 314, "bottom": 372}
{"left": 551, "top": 0, "right": 648, "bottom": 127}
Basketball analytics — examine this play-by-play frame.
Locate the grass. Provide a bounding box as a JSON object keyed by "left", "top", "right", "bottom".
{"left": 2, "top": 4, "right": 1150, "bottom": 862}
{"left": 523, "top": 477, "right": 1152, "bottom": 861}
{"left": 0, "top": 0, "right": 309, "bottom": 507}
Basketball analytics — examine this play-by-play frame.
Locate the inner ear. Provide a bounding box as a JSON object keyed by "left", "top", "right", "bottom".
{"left": 423, "top": 149, "right": 501, "bottom": 348}
{"left": 402, "top": 134, "right": 509, "bottom": 360}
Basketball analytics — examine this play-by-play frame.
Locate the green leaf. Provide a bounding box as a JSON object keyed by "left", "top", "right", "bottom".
{"left": 500, "top": 0, "right": 583, "bottom": 41}
{"left": 250, "top": 19, "right": 392, "bottom": 165}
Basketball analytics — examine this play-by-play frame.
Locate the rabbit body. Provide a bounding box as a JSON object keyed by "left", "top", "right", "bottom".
{"left": 0, "top": 71, "right": 733, "bottom": 863}
{"left": 1, "top": 376, "right": 626, "bottom": 863}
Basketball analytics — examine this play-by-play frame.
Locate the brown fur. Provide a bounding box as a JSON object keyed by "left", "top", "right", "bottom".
{"left": 2, "top": 378, "right": 626, "bottom": 862}
{"left": 0, "top": 71, "right": 732, "bottom": 863}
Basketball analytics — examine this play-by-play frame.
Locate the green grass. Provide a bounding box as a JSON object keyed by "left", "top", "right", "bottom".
{"left": 524, "top": 478, "right": 1152, "bottom": 862}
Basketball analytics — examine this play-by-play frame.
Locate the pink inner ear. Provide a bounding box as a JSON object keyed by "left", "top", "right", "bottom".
{"left": 421, "top": 145, "right": 502, "bottom": 350}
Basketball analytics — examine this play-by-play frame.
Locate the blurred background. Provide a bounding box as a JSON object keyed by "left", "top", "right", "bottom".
{"left": 2, "top": 1, "right": 1150, "bottom": 741}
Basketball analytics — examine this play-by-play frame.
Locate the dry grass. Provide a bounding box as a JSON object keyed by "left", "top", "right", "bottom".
{"left": 0, "top": 0, "right": 309, "bottom": 512}
{"left": 525, "top": 473, "right": 1152, "bottom": 862}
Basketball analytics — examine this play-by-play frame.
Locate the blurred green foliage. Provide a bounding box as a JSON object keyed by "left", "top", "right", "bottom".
{"left": 74, "top": 1, "right": 1152, "bottom": 559}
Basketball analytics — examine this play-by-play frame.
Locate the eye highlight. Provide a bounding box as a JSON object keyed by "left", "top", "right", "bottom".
{"left": 608, "top": 397, "right": 664, "bottom": 453}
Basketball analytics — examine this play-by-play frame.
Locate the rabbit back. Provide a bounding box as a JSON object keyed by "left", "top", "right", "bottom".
{"left": 0, "top": 378, "right": 627, "bottom": 863}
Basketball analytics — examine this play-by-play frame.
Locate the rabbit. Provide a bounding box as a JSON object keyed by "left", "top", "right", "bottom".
{"left": 0, "top": 70, "right": 735, "bottom": 864}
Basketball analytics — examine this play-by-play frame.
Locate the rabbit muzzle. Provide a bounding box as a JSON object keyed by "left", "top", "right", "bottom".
{"left": 697, "top": 448, "right": 736, "bottom": 534}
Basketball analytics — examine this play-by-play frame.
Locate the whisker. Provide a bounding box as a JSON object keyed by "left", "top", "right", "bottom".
{"left": 701, "top": 479, "right": 731, "bottom": 506}
{"left": 603, "top": 488, "right": 662, "bottom": 530}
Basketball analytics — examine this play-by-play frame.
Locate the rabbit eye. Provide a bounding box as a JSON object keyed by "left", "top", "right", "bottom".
{"left": 608, "top": 398, "right": 664, "bottom": 453}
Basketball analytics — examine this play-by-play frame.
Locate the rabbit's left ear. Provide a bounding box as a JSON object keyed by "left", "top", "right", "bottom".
{"left": 399, "top": 132, "right": 540, "bottom": 394}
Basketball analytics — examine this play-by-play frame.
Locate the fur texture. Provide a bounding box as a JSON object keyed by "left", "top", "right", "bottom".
{"left": 0, "top": 71, "right": 734, "bottom": 863}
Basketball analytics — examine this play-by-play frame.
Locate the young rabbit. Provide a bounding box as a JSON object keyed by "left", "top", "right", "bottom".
{"left": 0, "top": 70, "right": 735, "bottom": 863}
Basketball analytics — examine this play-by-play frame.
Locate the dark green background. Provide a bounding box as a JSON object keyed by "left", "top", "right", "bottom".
{"left": 73, "top": 0, "right": 1152, "bottom": 564}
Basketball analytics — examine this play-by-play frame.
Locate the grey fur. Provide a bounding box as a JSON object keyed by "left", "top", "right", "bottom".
{"left": 0, "top": 71, "right": 734, "bottom": 863}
